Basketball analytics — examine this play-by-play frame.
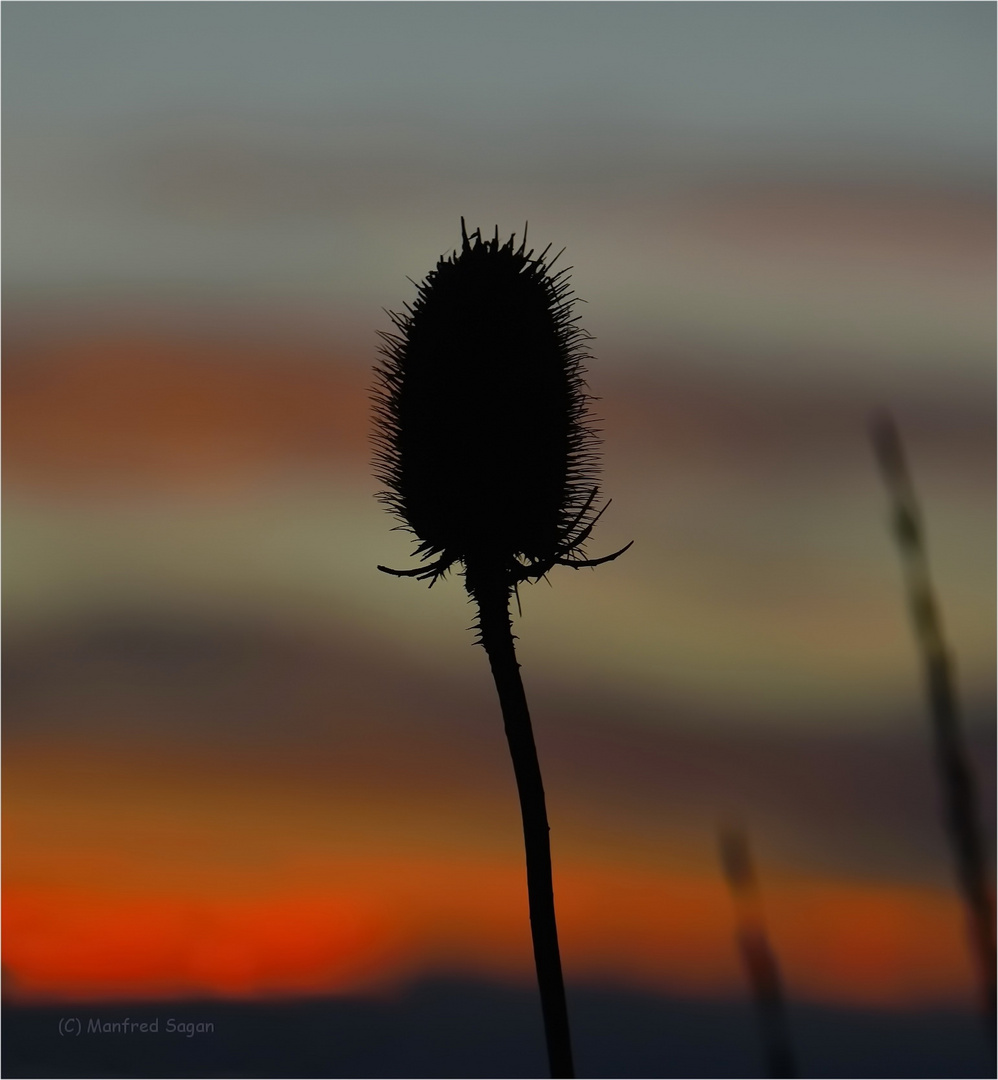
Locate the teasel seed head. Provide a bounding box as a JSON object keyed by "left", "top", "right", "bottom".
{"left": 373, "top": 220, "right": 631, "bottom": 590}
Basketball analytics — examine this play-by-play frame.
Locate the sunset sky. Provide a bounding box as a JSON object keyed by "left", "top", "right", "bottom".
{"left": 3, "top": 1, "right": 994, "bottom": 1027}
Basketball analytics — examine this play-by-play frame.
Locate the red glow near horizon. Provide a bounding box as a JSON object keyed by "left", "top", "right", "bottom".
{"left": 3, "top": 866, "right": 976, "bottom": 1008}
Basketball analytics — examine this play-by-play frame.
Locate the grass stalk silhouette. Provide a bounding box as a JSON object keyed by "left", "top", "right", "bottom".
{"left": 871, "top": 412, "right": 996, "bottom": 1036}
{"left": 372, "top": 222, "right": 630, "bottom": 1078}
{"left": 719, "top": 827, "right": 797, "bottom": 1079}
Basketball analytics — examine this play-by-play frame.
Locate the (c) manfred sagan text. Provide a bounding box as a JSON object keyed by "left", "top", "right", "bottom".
{"left": 58, "top": 1017, "right": 215, "bottom": 1037}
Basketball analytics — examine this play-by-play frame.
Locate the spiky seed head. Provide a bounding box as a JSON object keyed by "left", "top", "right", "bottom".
{"left": 372, "top": 221, "right": 604, "bottom": 583}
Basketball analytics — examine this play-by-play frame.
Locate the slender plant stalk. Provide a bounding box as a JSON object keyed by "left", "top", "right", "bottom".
{"left": 719, "top": 828, "right": 797, "bottom": 1079}
{"left": 871, "top": 413, "right": 996, "bottom": 1034}
{"left": 472, "top": 566, "right": 574, "bottom": 1078}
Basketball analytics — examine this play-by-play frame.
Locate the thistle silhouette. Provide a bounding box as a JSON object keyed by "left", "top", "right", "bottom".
{"left": 373, "top": 221, "right": 630, "bottom": 1078}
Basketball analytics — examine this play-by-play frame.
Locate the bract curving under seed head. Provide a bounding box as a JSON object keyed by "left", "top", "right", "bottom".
{"left": 373, "top": 221, "right": 625, "bottom": 587}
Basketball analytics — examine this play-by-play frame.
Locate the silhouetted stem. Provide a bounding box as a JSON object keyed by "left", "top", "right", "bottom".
{"left": 924, "top": 648, "right": 998, "bottom": 1026}
{"left": 470, "top": 566, "right": 575, "bottom": 1079}
{"left": 738, "top": 931, "right": 796, "bottom": 1079}
{"left": 872, "top": 415, "right": 996, "bottom": 1037}
{"left": 719, "top": 829, "right": 797, "bottom": 1079}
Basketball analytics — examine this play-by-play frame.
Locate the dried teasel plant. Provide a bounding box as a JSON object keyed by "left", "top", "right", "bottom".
{"left": 372, "top": 221, "right": 631, "bottom": 1078}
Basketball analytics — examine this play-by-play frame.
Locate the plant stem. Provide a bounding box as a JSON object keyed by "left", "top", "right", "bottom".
{"left": 923, "top": 647, "right": 998, "bottom": 1026}
{"left": 720, "top": 829, "right": 797, "bottom": 1079}
{"left": 470, "top": 566, "right": 575, "bottom": 1079}
{"left": 872, "top": 415, "right": 996, "bottom": 1035}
